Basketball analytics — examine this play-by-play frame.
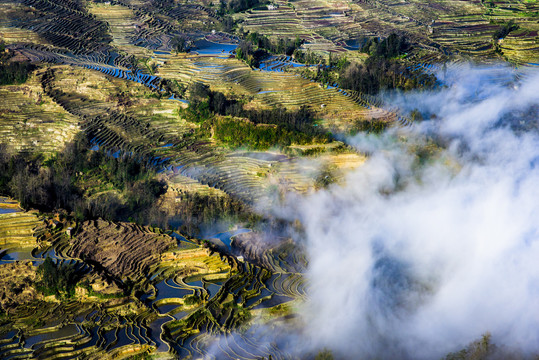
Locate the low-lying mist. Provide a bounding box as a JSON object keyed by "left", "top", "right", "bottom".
{"left": 296, "top": 64, "right": 539, "bottom": 359}
{"left": 207, "top": 64, "right": 539, "bottom": 359}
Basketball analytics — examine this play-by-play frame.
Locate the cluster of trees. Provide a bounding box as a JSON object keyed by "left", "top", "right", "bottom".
{"left": 183, "top": 82, "right": 240, "bottom": 122}
{"left": 160, "top": 78, "right": 187, "bottom": 99}
{"left": 37, "top": 257, "right": 82, "bottom": 298}
{"left": 338, "top": 34, "right": 435, "bottom": 94}
{"left": 172, "top": 36, "right": 192, "bottom": 53}
{"left": 236, "top": 33, "right": 303, "bottom": 67}
{"left": 350, "top": 118, "right": 389, "bottom": 135}
{"left": 0, "top": 41, "right": 35, "bottom": 85}
{"left": 0, "top": 132, "right": 257, "bottom": 236}
{"left": 359, "top": 33, "right": 410, "bottom": 58}
{"left": 0, "top": 134, "right": 167, "bottom": 222}
{"left": 170, "top": 191, "right": 257, "bottom": 235}
{"left": 295, "top": 53, "right": 347, "bottom": 85}
{"left": 292, "top": 49, "right": 324, "bottom": 65}
{"left": 235, "top": 41, "right": 266, "bottom": 67}
{"left": 244, "top": 32, "right": 302, "bottom": 56}
{"left": 213, "top": 117, "right": 326, "bottom": 150}
{"left": 445, "top": 333, "right": 493, "bottom": 360}
{"left": 216, "top": 0, "right": 266, "bottom": 15}
{"left": 299, "top": 33, "right": 436, "bottom": 95}
{"left": 241, "top": 106, "right": 328, "bottom": 140}
{"left": 183, "top": 83, "right": 330, "bottom": 146}
{"left": 492, "top": 20, "right": 519, "bottom": 40}
{"left": 0, "top": 121, "right": 262, "bottom": 236}
{"left": 339, "top": 56, "right": 437, "bottom": 94}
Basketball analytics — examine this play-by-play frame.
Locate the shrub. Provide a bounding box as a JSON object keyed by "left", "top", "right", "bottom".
{"left": 37, "top": 257, "right": 83, "bottom": 298}
{"left": 0, "top": 42, "right": 35, "bottom": 85}
{"left": 493, "top": 20, "right": 519, "bottom": 40}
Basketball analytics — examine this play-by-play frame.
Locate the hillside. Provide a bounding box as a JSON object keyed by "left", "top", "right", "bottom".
{"left": 0, "top": 0, "right": 538, "bottom": 359}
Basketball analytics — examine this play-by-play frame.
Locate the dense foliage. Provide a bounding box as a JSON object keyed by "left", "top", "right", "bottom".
{"left": 350, "top": 118, "right": 389, "bottom": 135}
{"left": 0, "top": 134, "right": 256, "bottom": 235}
{"left": 359, "top": 33, "right": 409, "bottom": 58}
{"left": 171, "top": 191, "right": 256, "bottom": 236}
{"left": 0, "top": 42, "right": 35, "bottom": 85}
{"left": 236, "top": 33, "right": 303, "bottom": 67}
{"left": 302, "top": 34, "right": 437, "bottom": 95}
{"left": 172, "top": 36, "right": 190, "bottom": 53}
{"left": 37, "top": 257, "right": 83, "bottom": 298}
{"left": 216, "top": 0, "right": 266, "bottom": 15}
{"left": 492, "top": 20, "right": 519, "bottom": 40}
{"left": 346, "top": 34, "right": 436, "bottom": 93}
{"left": 339, "top": 56, "right": 434, "bottom": 94}
{"left": 213, "top": 117, "right": 324, "bottom": 150}
{"left": 183, "top": 83, "right": 331, "bottom": 150}
{"left": 292, "top": 49, "right": 329, "bottom": 65}
{"left": 0, "top": 135, "right": 167, "bottom": 221}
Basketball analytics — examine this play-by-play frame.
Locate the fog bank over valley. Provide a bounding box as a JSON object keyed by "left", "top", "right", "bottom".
{"left": 279, "top": 65, "right": 539, "bottom": 359}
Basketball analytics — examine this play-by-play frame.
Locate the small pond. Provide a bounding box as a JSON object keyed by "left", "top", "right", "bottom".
{"left": 192, "top": 39, "right": 237, "bottom": 57}
{"left": 205, "top": 228, "right": 251, "bottom": 251}
{"left": 24, "top": 324, "right": 79, "bottom": 348}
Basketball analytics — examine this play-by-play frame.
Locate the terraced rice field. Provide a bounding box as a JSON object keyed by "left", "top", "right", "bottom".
{"left": 20, "top": 61, "right": 366, "bottom": 204}
{"left": 0, "top": 299, "right": 158, "bottom": 359}
{"left": 0, "top": 38, "right": 385, "bottom": 210}
{"left": 2, "top": 0, "right": 535, "bottom": 357}
{"left": 0, "top": 215, "right": 306, "bottom": 359}
{"left": 0, "top": 205, "right": 39, "bottom": 248}
{"left": 88, "top": 2, "right": 151, "bottom": 57}
{"left": 0, "top": 26, "right": 51, "bottom": 47}
{"left": 68, "top": 220, "right": 176, "bottom": 280}
{"left": 352, "top": 0, "right": 538, "bottom": 63}
{"left": 234, "top": 0, "right": 538, "bottom": 64}
{"left": 0, "top": 72, "right": 80, "bottom": 153}
{"left": 156, "top": 50, "right": 391, "bottom": 123}
{"left": 0, "top": 0, "right": 402, "bottom": 156}
{"left": 235, "top": 0, "right": 364, "bottom": 53}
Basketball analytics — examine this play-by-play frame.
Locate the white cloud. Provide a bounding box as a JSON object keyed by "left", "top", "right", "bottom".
{"left": 295, "top": 65, "right": 539, "bottom": 359}
{"left": 202, "top": 65, "right": 539, "bottom": 360}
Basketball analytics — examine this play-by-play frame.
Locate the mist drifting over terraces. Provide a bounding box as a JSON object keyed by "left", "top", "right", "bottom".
{"left": 240, "top": 65, "right": 539, "bottom": 360}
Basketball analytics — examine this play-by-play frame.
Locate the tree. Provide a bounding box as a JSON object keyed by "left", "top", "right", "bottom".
{"left": 188, "top": 82, "right": 210, "bottom": 103}
{"left": 410, "top": 108, "right": 423, "bottom": 122}
{"left": 492, "top": 20, "right": 519, "bottom": 40}
{"left": 315, "top": 349, "right": 334, "bottom": 360}
{"left": 173, "top": 37, "right": 189, "bottom": 53}
{"left": 0, "top": 43, "right": 35, "bottom": 85}
{"left": 315, "top": 164, "right": 337, "bottom": 189}
{"left": 37, "top": 257, "right": 83, "bottom": 298}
